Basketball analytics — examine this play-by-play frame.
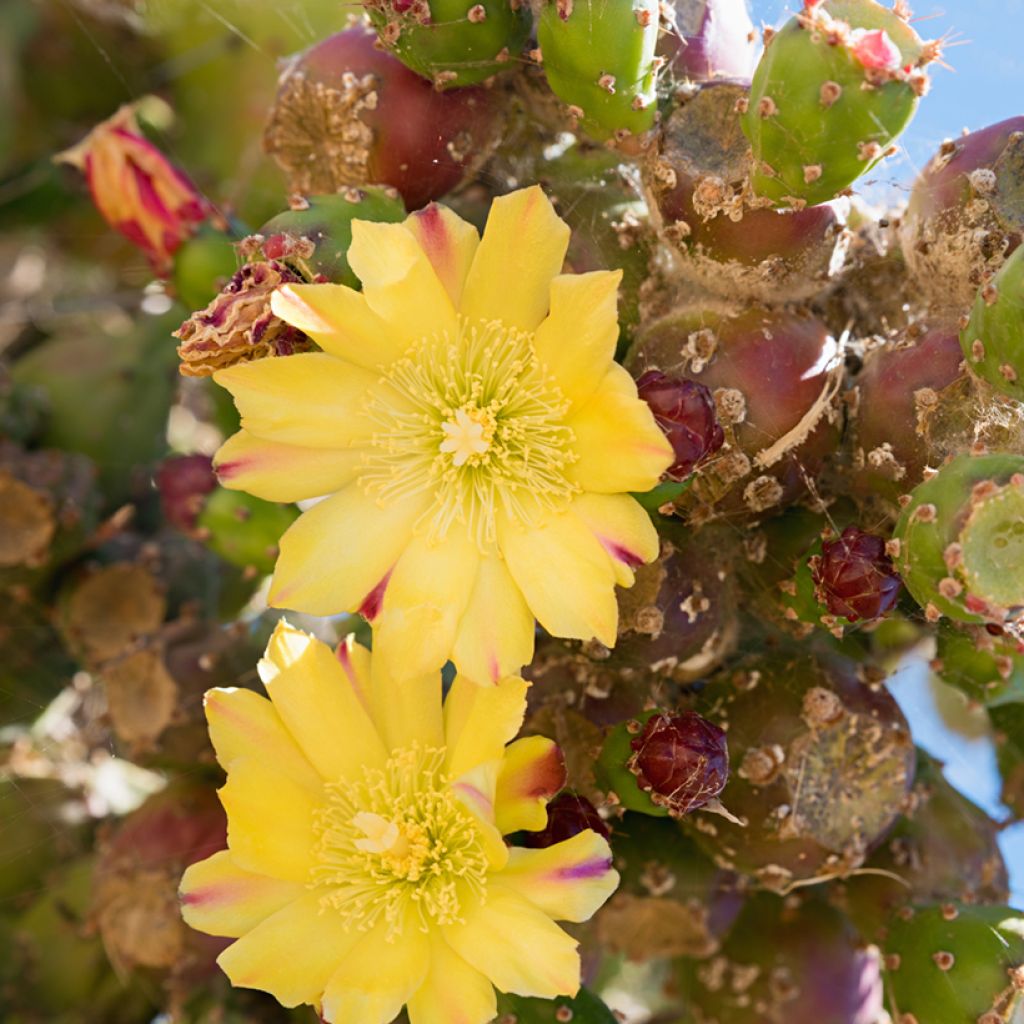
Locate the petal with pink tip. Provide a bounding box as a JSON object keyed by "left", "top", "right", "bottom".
{"left": 495, "top": 735, "right": 566, "bottom": 835}
{"left": 403, "top": 204, "right": 480, "bottom": 309}
{"left": 493, "top": 831, "right": 618, "bottom": 923}
{"left": 570, "top": 492, "right": 660, "bottom": 588}
{"left": 179, "top": 850, "right": 303, "bottom": 938}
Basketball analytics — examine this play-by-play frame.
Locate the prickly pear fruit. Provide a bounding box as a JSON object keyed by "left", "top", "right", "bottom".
{"left": 835, "top": 753, "right": 1008, "bottom": 941}
{"left": 678, "top": 893, "right": 885, "bottom": 1024}
{"left": 684, "top": 647, "right": 914, "bottom": 891}
{"left": 901, "top": 116, "right": 1024, "bottom": 314}
{"left": 256, "top": 188, "right": 406, "bottom": 288}
{"left": 743, "top": 0, "right": 933, "bottom": 207}
{"left": 614, "top": 520, "right": 738, "bottom": 682}
{"left": 595, "top": 813, "right": 743, "bottom": 961}
{"left": 170, "top": 226, "right": 241, "bottom": 314}
{"left": 960, "top": 246, "right": 1024, "bottom": 402}
{"left": 536, "top": 0, "right": 660, "bottom": 142}
{"left": 263, "top": 25, "right": 504, "bottom": 208}
{"left": 882, "top": 904, "right": 1024, "bottom": 1024}
{"left": 933, "top": 623, "right": 1024, "bottom": 707}
{"left": 496, "top": 987, "right": 618, "bottom": 1024}
{"left": 658, "top": 0, "right": 757, "bottom": 82}
{"left": 637, "top": 371, "right": 725, "bottom": 480}
{"left": 810, "top": 525, "right": 902, "bottom": 623}
{"left": 892, "top": 453, "right": 1024, "bottom": 628}
{"left": 644, "top": 81, "right": 849, "bottom": 302}
{"left": 365, "top": 0, "right": 531, "bottom": 88}
{"left": 850, "top": 323, "right": 965, "bottom": 502}
{"left": 629, "top": 306, "right": 842, "bottom": 521}
{"left": 195, "top": 486, "right": 299, "bottom": 577}
{"left": 523, "top": 791, "right": 610, "bottom": 848}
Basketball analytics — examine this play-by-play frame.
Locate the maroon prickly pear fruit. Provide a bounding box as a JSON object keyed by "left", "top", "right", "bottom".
{"left": 629, "top": 306, "right": 842, "bottom": 521}
{"left": 684, "top": 645, "right": 915, "bottom": 891}
{"left": 629, "top": 711, "right": 730, "bottom": 815}
{"left": 678, "top": 893, "right": 885, "bottom": 1024}
{"left": 637, "top": 370, "right": 725, "bottom": 480}
{"left": 155, "top": 454, "right": 217, "bottom": 533}
{"left": 615, "top": 520, "right": 739, "bottom": 682}
{"left": 263, "top": 24, "right": 504, "bottom": 209}
{"left": 658, "top": 0, "right": 757, "bottom": 83}
{"left": 849, "top": 323, "right": 966, "bottom": 503}
{"left": 92, "top": 782, "right": 228, "bottom": 979}
{"left": 901, "top": 117, "right": 1024, "bottom": 314}
{"left": 642, "top": 81, "right": 848, "bottom": 303}
{"left": 523, "top": 792, "right": 610, "bottom": 848}
{"left": 811, "top": 525, "right": 902, "bottom": 622}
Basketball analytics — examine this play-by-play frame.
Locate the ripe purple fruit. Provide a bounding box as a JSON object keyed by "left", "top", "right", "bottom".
{"left": 658, "top": 0, "right": 757, "bottom": 83}
{"left": 811, "top": 525, "right": 902, "bottom": 622}
{"left": 155, "top": 454, "right": 217, "bottom": 533}
{"left": 629, "top": 711, "right": 729, "bottom": 815}
{"left": 636, "top": 370, "right": 725, "bottom": 480}
{"left": 522, "top": 792, "right": 610, "bottom": 848}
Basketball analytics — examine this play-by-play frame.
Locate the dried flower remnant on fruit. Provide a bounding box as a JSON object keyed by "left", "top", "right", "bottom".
{"left": 636, "top": 371, "right": 725, "bottom": 480}
{"left": 55, "top": 101, "right": 208, "bottom": 273}
{"left": 174, "top": 261, "right": 313, "bottom": 377}
{"left": 811, "top": 526, "right": 902, "bottom": 622}
{"left": 629, "top": 711, "right": 729, "bottom": 815}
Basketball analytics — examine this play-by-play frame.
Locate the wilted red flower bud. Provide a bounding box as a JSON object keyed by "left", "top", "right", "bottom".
{"left": 56, "top": 101, "right": 208, "bottom": 273}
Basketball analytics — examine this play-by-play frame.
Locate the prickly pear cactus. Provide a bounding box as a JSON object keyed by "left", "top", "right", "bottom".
{"left": 743, "top": 0, "right": 934, "bottom": 207}
{"left": 536, "top": 0, "right": 661, "bottom": 142}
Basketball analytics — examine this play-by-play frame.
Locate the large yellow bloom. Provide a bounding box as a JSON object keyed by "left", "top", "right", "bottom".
{"left": 179, "top": 621, "right": 617, "bottom": 1023}
{"left": 213, "top": 187, "right": 673, "bottom": 685}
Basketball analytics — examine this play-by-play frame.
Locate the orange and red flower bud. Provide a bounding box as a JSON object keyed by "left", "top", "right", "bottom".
{"left": 56, "top": 102, "right": 208, "bottom": 273}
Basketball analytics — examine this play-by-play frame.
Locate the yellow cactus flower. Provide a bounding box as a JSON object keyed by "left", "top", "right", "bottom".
{"left": 213, "top": 187, "right": 674, "bottom": 685}
{"left": 179, "top": 620, "right": 618, "bottom": 1024}
{"left": 56, "top": 101, "right": 208, "bottom": 273}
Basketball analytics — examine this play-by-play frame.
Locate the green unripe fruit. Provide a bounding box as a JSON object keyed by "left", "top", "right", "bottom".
{"left": 537, "top": 0, "right": 660, "bottom": 142}
{"left": 171, "top": 227, "right": 240, "bottom": 313}
{"left": 196, "top": 487, "right": 299, "bottom": 577}
{"left": 883, "top": 904, "right": 1024, "bottom": 1024}
{"left": 365, "top": 0, "right": 531, "bottom": 88}
{"left": 893, "top": 453, "right": 1024, "bottom": 626}
{"left": 743, "top": 0, "right": 931, "bottom": 207}
{"left": 961, "top": 246, "right": 1024, "bottom": 401}
{"left": 595, "top": 710, "right": 667, "bottom": 815}
{"left": 258, "top": 188, "right": 406, "bottom": 288}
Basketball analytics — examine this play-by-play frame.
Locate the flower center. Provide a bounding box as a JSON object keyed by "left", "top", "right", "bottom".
{"left": 310, "top": 747, "right": 488, "bottom": 939}
{"left": 360, "top": 318, "right": 580, "bottom": 548}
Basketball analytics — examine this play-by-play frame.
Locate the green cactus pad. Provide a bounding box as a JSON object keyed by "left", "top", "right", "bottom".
{"left": 935, "top": 623, "right": 1024, "bottom": 708}
{"left": 883, "top": 904, "right": 1024, "bottom": 1024}
{"left": 496, "top": 987, "right": 619, "bottom": 1024}
{"left": 259, "top": 188, "right": 406, "bottom": 289}
{"left": 743, "top": 0, "right": 928, "bottom": 207}
{"left": 365, "top": 0, "right": 531, "bottom": 88}
{"left": 961, "top": 245, "right": 1024, "bottom": 402}
{"left": 537, "top": 0, "right": 660, "bottom": 142}
{"left": 893, "top": 453, "right": 1024, "bottom": 624}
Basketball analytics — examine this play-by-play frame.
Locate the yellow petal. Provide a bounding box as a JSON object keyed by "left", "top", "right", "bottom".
{"left": 495, "top": 736, "right": 566, "bottom": 834}
{"left": 444, "top": 674, "right": 528, "bottom": 779}
{"left": 460, "top": 186, "right": 570, "bottom": 332}
{"left": 258, "top": 620, "right": 387, "bottom": 782}
{"left": 498, "top": 508, "right": 619, "bottom": 646}
{"left": 369, "top": 656, "right": 444, "bottom": 753}
{"left": 566, "top": 363, "right": 675, "bottom": 493}
{"left": 214, "top": 429, "right": 364, "bottom": 503}
{"left": 451, "top": 554, "right": 536, "bottom": 685}
{"left": 570, "top": 492, "right": 661, "bottom": 588}
{"left": 452, "top": 761, "right": 508, "bottom": 869}
{"left": 348, "top": 219, "right": 458, "bottom": 343}
{"left": 321, "top": 918, "right": 430, "bottom": 1024}
{"left": 532, "top": 271, "right": 622, "bottom": 409}
{"left": 218, "top": 756, "right": 319, "bottom": 882}
{"left": 203, "top": 687, "right": 321, "bottom": 792}
{"left": 494, "top": 832, "right": 618, "bottom": 923}
{"left": 268, "top": 484, "right": 425, "bottom": 618}
{"left": 270, "top": 283, "right": 411, "bottom": 369}
{"left": 335, "top": 633, "right": 374, "bottom": 716}
{"left": 407, "top": 932, "right": 497, "bottom": 1024}
{"left": 214, "top": 352, "right": 378, "bottom": 449}
{"left": 373, "top": 530, "right": 479, "bottom": 682}
{"left": 443, "top": 888, "right": 581, "bottom": 999}
{"left": 179, "top": 850, "right": 302, "bottom": 938}
{"left": 402, "top": 204, "right": 480, "bottom": 309}
{"left": 217, "top": 890, "right": 356, "bottom": 1008}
